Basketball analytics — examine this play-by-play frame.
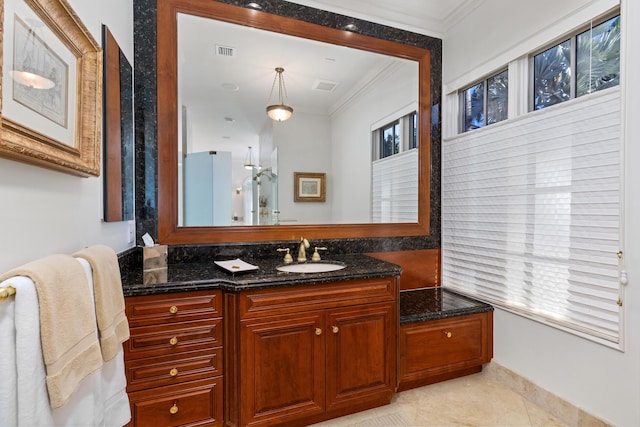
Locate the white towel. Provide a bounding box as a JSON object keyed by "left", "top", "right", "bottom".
{"left": 0, "top": 259, "right": 130, "bottom": 427}
{"left": 0, "top": 275, "right": 56, "bottom": 427}
{"left": 51, "top": 258, "right": 131, "bottom": 427}
{"left": 0, "top": 278, "right": 18, "bottom": 427}
{"left": 0, "top": 254, "right": 104, "bottom": 408}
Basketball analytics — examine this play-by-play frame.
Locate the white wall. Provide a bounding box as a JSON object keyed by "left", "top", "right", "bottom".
{"left": 274, "top": 111, "right": 333, "bottom": 224}
{"left": 0, "top": 0, "right": 134, "bottom": 273}
{"left": 443, "top": 0, "right": 639, "bottom": 425}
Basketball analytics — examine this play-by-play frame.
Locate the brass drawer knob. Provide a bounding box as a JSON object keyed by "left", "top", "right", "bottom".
{"left": 332, "top": 326, "right": 339, "bottom": 334}
{"left": 169, "top": 305, "right": 178, "bottom": 314}
{"left": 315, "top": 328, "right": 322, "bottom": 336}
{"left": 169, "top": 403, "right": 179, "bottom": 415}
{"left": 169, "top": 368, "right": 178, "bottom": 377}
{"left": 169, "top": 336, "right": 179, "bottom": 346}
{"left": 444, "top": 331, "right": 452, "bottom": 338}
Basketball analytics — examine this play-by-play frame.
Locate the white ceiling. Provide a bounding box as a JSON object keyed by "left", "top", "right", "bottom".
{"left": 283, "top": 0, "right": 478, "bottom": 38}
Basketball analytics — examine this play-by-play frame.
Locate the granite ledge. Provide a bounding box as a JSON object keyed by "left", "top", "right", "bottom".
{"left": 400, "top": 287, "right": 493, "bottom": 325}
{"left": 121, "top": 253, "right": 402, "bottom": 297}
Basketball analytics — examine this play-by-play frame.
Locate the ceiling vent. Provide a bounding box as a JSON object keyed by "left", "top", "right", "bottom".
{"left": 216, "top": 45, "right": 235, "bottom": 57}
{"left": 313, "top": 79, "right": 339, "bottom": 92}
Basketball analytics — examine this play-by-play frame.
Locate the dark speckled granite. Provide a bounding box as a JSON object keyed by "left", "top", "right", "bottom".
{"left": 121, "top": 253, "right": 402, "bottom": 297}
{"left": 133, "top": 0, "right": 158, "bottom": 243}
{"left": 119, "top": 247, "right": 492, "bottom": 325}
{"left": 400, "top": 288, "right": 493, "bottom": 325}
{"left": 133, "top": 0, "right": 441, "bottom": 251}
{"left": 118, "top": 246, "right": 142, "bottom": 273}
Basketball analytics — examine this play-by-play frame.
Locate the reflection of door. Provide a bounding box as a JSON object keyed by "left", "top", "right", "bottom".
{"left": 184, "top": 151, "right": 232, "bottom": 226}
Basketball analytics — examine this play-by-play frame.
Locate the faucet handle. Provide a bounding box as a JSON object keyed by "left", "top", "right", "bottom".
{"left": 311, "top": 247, "right": 328, "bottom": 261}
{"left": 277, "top": 248, "right": 293, "bottom": 264}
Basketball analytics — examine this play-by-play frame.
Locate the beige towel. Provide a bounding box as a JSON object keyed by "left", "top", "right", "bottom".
{"left": 73, "top": 245, "right": 130, "bottom": 361}
{"left": 0, "top": 254, "right": 103, "bottom": 409}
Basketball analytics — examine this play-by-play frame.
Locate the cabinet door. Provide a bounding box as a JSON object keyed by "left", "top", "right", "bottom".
{"left": 240, "top": 311, "right": 325, "bottom": 426}
{"left": 325, "top": 302, "right": 396, "bottom": 412}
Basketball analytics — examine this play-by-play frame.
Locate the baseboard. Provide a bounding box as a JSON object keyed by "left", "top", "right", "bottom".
{"left": 483, "top": 362, "right": 611, "bottom": 427}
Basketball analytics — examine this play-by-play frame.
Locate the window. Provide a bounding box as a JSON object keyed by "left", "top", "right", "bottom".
{"left": 576, "top": 16, "right": 620, "bottom": 96}
{"left": 443, "top": 88, "right": 622, "bottom": 348}
{"left": 486, "top": 71, "right": 509, "bottom": 125}
{"left": 372, "top": 111, "right": 418, "bottom": 160}
{"left": 381, "top": 121, "right": 400, "bottom": 158}
{"left": 460, "top": 70, "right": 508, "bottom": 133}
{"left": 533, "top": 15, "right": 620, "bottom": 110}
{"left": 408, "top": 113, "right": 418, "bottom": 150}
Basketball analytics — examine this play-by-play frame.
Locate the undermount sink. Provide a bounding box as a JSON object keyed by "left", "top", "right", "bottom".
{"left": 276, "top": 262, "right": 346, "bottom": 274}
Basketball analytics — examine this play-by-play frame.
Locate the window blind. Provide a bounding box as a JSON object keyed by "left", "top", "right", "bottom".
{"left": 442, "top": 88, "right": 622, "bottom": 346}
{"left": 371, "top": 149, "right": 418, "bottom": 223}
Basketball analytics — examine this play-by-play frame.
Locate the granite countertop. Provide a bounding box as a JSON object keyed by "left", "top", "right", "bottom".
{"left": 399, "top": 287, "right": 493, "bottom": 325}
{"left": 121, "top": 253, "right": 402, "bottom": 297}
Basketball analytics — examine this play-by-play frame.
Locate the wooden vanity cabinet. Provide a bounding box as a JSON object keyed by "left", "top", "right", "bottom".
{"left": 398, "top": 311, "right": 493, "bottom": 391}
{"left": 124, "top": 290, "right": 224, "bottom": 427}
{"left": 226, "top": 277, "right": 398, "bottom": 427}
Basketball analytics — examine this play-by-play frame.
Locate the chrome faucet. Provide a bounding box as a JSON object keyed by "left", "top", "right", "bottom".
{"left": 298, "top": 237, "right": 310, "bottom": 262}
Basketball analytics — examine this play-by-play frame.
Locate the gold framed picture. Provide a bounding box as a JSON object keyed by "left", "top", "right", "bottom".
{"left": 0, "top": 0, "right": 102, "bottom": 176}
{"left": 294, "top": 172, "right": 326, "bottom": 202}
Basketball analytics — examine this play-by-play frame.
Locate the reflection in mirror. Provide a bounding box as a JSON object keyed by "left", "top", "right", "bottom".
{"left": 248, "top": 149, "right": 279, "bottom": 225}
{"left": 177, "top": 12, "right": 418, "bottom": 227}
{"left": 156, "top": 0, "right": 432, "bottom": 243}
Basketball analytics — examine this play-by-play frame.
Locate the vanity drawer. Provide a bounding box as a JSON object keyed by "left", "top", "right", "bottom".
{"left": 128, "top": 377, "right": 223, "bottom": 427}
{"left": 125, "top": 318, "right": 222, "bottom": 359}
{"left": 125, "top": 348, "right": 223, "bottom": 392}
{"left": 239, "top": 277, "right": 397, "bottom": 319}
{"left": 126, "top": 290, "right": 222, "bottom": 328}
{"left": 399, "top": 312, "right": 493, "bottom": 389}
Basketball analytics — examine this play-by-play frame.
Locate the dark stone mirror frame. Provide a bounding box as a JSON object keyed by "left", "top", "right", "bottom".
{"left": 133, "top": 0, "right": 442, "bottom": 253}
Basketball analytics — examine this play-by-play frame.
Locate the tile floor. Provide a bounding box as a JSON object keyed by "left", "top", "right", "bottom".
{"left": 310, "top": 371, "right": 568, "bottom": 427}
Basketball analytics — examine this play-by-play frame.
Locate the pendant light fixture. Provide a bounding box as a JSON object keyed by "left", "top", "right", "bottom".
{"left": 266, "top": 67, "right": 293, "bottom": 122}
{"left": 244, "top": 146, "right": 255, "bottom": 170}
{"left": 11, "top": 19, "right": 56, "bottom": 90}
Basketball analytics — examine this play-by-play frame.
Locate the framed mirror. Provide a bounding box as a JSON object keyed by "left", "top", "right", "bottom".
{"left": 157, "top": 0, "right": 432, "bottom": 244}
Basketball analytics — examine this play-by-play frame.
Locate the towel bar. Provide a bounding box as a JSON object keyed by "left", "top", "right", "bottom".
{"left": 0, "top": 285, "right": 16, "bottom": 301}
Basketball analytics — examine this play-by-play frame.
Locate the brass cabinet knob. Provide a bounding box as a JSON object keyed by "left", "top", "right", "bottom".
{"left": 169, "top": 368, "right": 178, "bottom": 377}
{"left": 315, "top": 328, "right": 322, "bottom": 336}
{"left": 332, "top": 326, "right": 339, "bottom": 334}
{"left": 444, "top": 331, "right": 452, "bottom": 338}
{"left": 169, "top": 403, "right": 179, "bottom": 414}
{"left": 169, "top": 336, "right": 178, "bottom": 346}
{"left": 169, "top": 305, "right": 178, "bottom": 314}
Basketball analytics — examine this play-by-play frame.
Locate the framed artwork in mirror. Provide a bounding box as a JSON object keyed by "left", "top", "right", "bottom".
{"left": 294, "top": 172, "right": 326, "bottom": 202}
{"left": 102, "top": 25, "right": 134, "bottom": 221}
{"left": 0, "top": 0, "right": 102, "bottom": 177}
